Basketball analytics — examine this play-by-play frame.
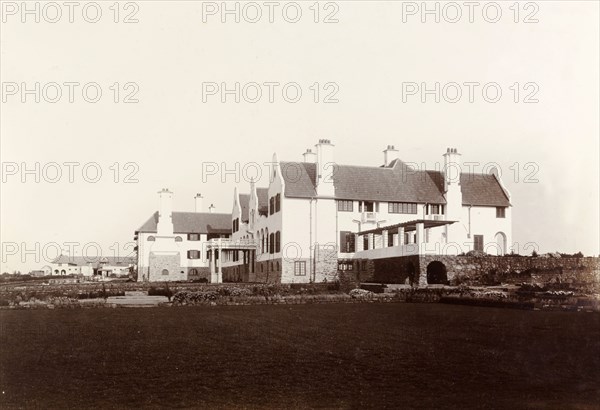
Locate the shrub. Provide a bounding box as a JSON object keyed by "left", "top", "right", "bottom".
{"left": 349, "top": 288, "right": 374, "bottom": 299}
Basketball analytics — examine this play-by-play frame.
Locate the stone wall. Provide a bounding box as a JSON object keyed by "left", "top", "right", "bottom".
{"left": 364, "top": 254, "right": 599, "bottom": 289}
{"left": 252, "top": 259, "right": 282, "bottom": 283}
{"left": 314, "top": 246, "right": 338, "bottom": 283}
{"left": 148, "top": 252, "right": 185, "bottom": 282}
{"left": 432, "top": 255, "right": 600, "bottom": 288}
{"left": 188, "top": 267, "right": 210, "bottom": 282}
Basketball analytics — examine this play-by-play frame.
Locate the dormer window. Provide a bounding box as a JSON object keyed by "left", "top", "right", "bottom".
{"left": 188, "top": 233, "right": 200, "bottom": 241}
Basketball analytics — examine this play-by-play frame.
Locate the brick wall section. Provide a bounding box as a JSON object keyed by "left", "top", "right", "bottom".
{"left": 148, "top": 253, "right": 185, "bottom": 282}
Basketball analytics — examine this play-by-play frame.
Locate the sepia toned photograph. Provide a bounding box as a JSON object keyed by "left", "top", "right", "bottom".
{"left": 1, "top": 1, "right": 599, "bottom": 408}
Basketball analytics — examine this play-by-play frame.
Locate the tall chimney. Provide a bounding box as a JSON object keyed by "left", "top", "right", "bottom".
{"left": 157, "top": 188, "right": 174, "bottom": 236}
{"left": 194, "top": 193, "right": 204, "bottom": 212}
{"left": 383, "top": 145, "right": 399, "bottom": 166}
{"left": 303, "top": 148, "right": 317, "bottom": 163}
{"left": 443, "top": 148, "right": 463, "bottom": 221}
{"left": 208, "top": 204, "right": 215, "bottom": 213}
{"left": 315, "top": 139, "right": 335, "bottom": 197}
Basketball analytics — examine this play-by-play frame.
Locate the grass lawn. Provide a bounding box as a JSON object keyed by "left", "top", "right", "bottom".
{"left": 1, "top": 304, "right": 599, "bottom": 409}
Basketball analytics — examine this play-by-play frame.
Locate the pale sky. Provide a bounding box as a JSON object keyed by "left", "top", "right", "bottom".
{"left": 1, "top": 0, "right": 599, "bottom": 273}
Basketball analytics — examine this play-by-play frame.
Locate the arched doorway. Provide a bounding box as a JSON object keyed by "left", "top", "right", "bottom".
{"left": 426, "top": 261, "right": 447, "bottom": 285}
{"left": 494, "top": 232, "right": 507, "bottom": 255}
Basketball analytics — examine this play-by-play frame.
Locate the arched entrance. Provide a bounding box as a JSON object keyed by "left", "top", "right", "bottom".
{"left": 426, "top": 261, "right": 447, "bottom": 285}
{"left": 494, "top": 232, "right": 507, "bottom": 255}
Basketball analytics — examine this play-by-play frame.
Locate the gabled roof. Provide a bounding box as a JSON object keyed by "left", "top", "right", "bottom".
{"left": 460, "top": 173, "right": 511, "bottom": 207}
{"left": 136, "top": 212, "right": 232, "bottom": 234}
{"left": 279, "top": 160, "right": 510, "bottom": 207}
{"left": 240, "top": 188, "right": 269, "bottom": 222}
{"left": 52, "top": 255, "right": 135, "bottom": 268}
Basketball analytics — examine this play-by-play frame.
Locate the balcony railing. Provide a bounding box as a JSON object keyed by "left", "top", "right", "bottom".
{"left": 361, "top": 212, "right": 377, "bottom": 223}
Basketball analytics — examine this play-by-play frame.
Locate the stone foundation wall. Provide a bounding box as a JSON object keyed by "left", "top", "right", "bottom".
{"left": 281, "top": 258, "right": 311, "bottom": 283}
{"left": 420, "top": 255, "right": 600, "bottom": 287}
{"left": 148, "top": 253, "right": 185, "bottom": 282}
{"left": 252, "top": 259, "right": 282, "bottom": 283}
{"left": 188, "top": 267, "right": 210, "bottom": 282}
{"left": 314, "top": 246, "right": 338, "bottom": 283}
{"left": 373, "top": 255, "right": 419, "bottom": 284}
{"left": 368, "top": 254, "right": 600, "bottom": 288}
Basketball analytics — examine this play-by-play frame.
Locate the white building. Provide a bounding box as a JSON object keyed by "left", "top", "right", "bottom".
{"left": 51, "top": 255, "right": 134, "bottom": 277}
{"left": 136, "top": 141, "right": 512, "bottom": 285}
{"left": 216, "top": 140, "right": 511, "bottom": 284}
{"left": 135, "top": 190, "right": 231, "bottom": 282}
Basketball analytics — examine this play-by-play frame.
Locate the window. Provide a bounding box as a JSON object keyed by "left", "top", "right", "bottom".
{"left": 147, "top": 236, "right": 156, "bottom": 241}
{"left": 269, "top": 197, "right": 275, "bottom": 215}
{"left": 474, "top": 235, "right": 484, "bottom": 252}
{"left": 269, "top": 233, "right": 275, "bottom": 254}
{"left": 187, "top": 250, "right": 201, "bottom": 259}
{"left": 232, "top": 218, "right": 239, "bottom": 232}
{"left": 429, "top": 204, "right": 442, "bottom": 215}
{"left": 389, "top": 202, "right": 418, "bottom": 214}
{"left": 175, "top": 236, "right": 183, "bottom": 242}
{"left": 294, "top": 261, "right": 306, "bottom": 276}
{"left": 188, "top": 233, "right": 200, "bottom": 241}
{"left": 388, "top": 231, "right": 394, "bottom": 247}
{"left": 161, "top": 269, "right": 169, "bottom": 275}
{"left": 275, "top": 231, "right": 281, "bottom": 253}
{"left": 189, "top": 268, "right": 198, "bottom": 276}
{"left": 496, "top": 207, "right": 506, "bottom": 218}
{"left": 275, "top": 193, "right": 281, "bottom": 212}
{"left": 337, "top": 200, "right": 353, "bottom": 212}
{"left": 363, "top": 236, "right": 369, "bottom": 250}
{"left": 339, "top": 231, "right": 356, "bottom": 253}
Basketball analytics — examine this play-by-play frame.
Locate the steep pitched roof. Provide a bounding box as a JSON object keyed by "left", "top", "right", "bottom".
{"left": 460, "top": 173, "right": 511, "bottom": 207}
{"left": 136, "top": 212, "right": 232, "bottom": 234}
{"left": 240, "top": 188, "right": 269, "bottom": 222}
{"left": 279, "top": 161, "right": 510, "bottom": 207}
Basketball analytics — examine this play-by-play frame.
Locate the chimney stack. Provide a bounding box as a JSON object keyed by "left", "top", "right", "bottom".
{"left": 208, "top": 204, "right": 215, "bottom": 213}
{"left": 194, "top": 193, "right": 204, "bottom": 212}
{"left": 302, "top": 148, "right": 317, "bottom": 163}
{"left": 443, "top": 147, "right": 462, "bottom": 190}
{"left": 383, "top": 145, "right": 399, "bottom": 166}
{"left": 315, "top": 139, "right": 335, "bottom": 196}
{"left": 157, "top": 188, "right": 174, "bottom": 236}
{"left": 442, "top": 148, "right": 463, "bottom": 221}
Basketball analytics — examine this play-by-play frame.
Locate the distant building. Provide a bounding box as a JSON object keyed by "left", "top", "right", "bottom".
{"left": 29, "top": 266, "right": 52, "bottom": 277}
{"left": 51, "top": 255, "right": 135, "bottom": 277}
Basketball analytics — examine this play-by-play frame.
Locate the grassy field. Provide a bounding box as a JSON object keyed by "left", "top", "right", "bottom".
{"left": 1, "top": 304, "right": 599, "bottom": 409}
